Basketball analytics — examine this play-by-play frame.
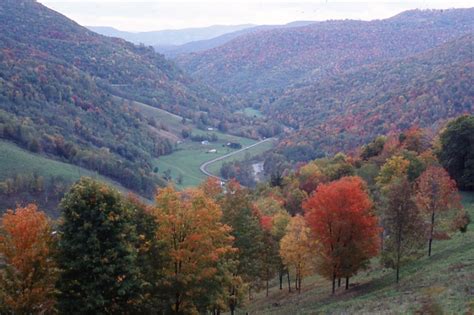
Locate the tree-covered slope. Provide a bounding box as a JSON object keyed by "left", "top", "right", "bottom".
{"left": 0, "top": 0, "right": 240, "bottom": 196}
{"left": 156, "top": 21, "right": 316, "bottom": 58}
{"left": 178, "top": 9, "right": 473, "bottom": 103}
{"left": 0, "top": 0, "right": 238, "bottom": 124}
{"left": 271, "top": 35, "right": 473, "bottom": 159}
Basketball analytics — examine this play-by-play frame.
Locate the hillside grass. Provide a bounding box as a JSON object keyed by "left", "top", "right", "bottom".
{"left": 237, "top": 107, "right": 264, "bottom": 118}
{"left": 241, "top": 192, "right": 474, "bottom": 314}
{"left": 0, "top": 140, "right": 130, "bottom": 193}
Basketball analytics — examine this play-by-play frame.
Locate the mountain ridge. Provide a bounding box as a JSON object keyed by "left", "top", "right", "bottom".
{"left": 177, "top": 8, "right": 474, "bottom": 104}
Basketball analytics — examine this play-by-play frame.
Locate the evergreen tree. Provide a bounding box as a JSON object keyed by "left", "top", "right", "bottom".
{"left": 438, "top": 115, "right": 474, "bottom": 191}
{"left": 56, "top": 178, "right": 142, "bottom": 314}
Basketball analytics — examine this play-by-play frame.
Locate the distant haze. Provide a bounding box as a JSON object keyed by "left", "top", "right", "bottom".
{"left": 38, "top": 1, "right": 473, "bottom": 32}
{"left": 87, "top": 24, "right": 255, "bottom": 46}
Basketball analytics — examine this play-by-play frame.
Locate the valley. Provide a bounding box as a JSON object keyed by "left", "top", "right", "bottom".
{"left": 0, "top": 1, "right": 473, "bottom": 313}
{"left": 121, "top": 97, "right": 275, "bottom": 188}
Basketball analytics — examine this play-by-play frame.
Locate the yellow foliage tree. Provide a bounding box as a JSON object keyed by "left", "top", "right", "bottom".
{"left": 376, "top": 155, "right": 410, "bottom": 187}
{"left": 279, "top": 215, "right": 316, "bottom": 293}
{"left": 153, "top": 186, "right": 237, "bottom": 314}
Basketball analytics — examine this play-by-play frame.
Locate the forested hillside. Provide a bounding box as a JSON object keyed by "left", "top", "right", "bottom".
{"left": 178, "top": 8, "right": 473, "bottom": 103}
{"left": 0, "top": 0, "right": 249, "bottom": 197}
{"left": 271, "top": 35, "right": 473, "bottom": 160}
{"left": 0, "top": 0, "right": 237, "bottom": 123}
{"left": 156, "top": 21, "right": 316, "bottom": 58}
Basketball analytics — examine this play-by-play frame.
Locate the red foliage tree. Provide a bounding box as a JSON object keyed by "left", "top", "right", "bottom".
{"left": 304, "top": 177, "right": 380, "bottom": 293}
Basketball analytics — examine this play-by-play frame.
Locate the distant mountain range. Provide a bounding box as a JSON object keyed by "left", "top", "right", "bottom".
{"left": 87, "top": 24, "right": 255, "bottom": 46}
{"left": 154, "top": 21, "right": 317, "bottom": 58}
{"left": 177, "top": 8, "right": 474, "bottom": 102}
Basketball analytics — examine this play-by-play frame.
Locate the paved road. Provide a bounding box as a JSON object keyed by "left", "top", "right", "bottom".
{"left": 199, "top": 138, "right": 274, "bottom": 181}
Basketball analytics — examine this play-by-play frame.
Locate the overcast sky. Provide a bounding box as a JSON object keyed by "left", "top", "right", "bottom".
{"left": 38, "top": 0, "right": 473, "bottom": 32}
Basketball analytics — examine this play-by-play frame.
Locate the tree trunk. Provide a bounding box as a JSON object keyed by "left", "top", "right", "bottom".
{"left": 279, "top": 269, "right": 283, "bottom": 290}
{"left": 332, "top": 272, "right": 336, "bottom": 294}
{"left": 338, "top": 277, "right": 341, "bottom": 287}
{"left": 396, "top": 215, "right": 402, "bottom": 283}
{"left": 230, "top": 305, "right": 235, "bottom": 315}
{"left": 287, "top": 269, "right": 291, "bottom": 292}
{"left": 298, "top": 276, "right": 302, "bottom": 294}
{"left": 345, "top": 277, "right": 349, "bottom": 290}
{"left": 266, "top": 278, "right": 269, "bottom": 297}
{"left": 175, "top": 291, "right": 180, "bottom": 314}
{"left": 248, "top": 287, "right": 252, "bottom": 300}
{"left": 428, "top": 209, "right": 435, "bottom": 257}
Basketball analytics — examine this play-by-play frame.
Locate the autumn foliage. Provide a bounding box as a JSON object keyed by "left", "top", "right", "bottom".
{"left": 279, "top": 215, "right": 316, "bottom": 293}
{"left": 0, "top": 204, "right": 57, "bottom": 314}
{"left": 304, "top": 176, "right": 380, "bottom": 293}
{"left": 416, "top": 166, "right": 461, "bottom": 256}
{"left": 154, "top": 186, "right": 237, "bottom": 314}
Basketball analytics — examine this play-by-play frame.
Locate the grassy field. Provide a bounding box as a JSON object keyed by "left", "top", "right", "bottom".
{"left": 237, "top": 107, "right": 264, "bottom": 118}
{"left": 154, "top": 137, "right": 271, "bottom": 189}
{"left": 206, "top": 139, "right": 275, "bottom": 176}
{"left": 241, "top": 192, "right": 474, "bottom": 314}
{"left": 0, "top": 140, "right": 130, "bottom": 193}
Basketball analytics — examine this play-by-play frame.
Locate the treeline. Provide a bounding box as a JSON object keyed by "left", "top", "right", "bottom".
{"left": 1, "top": 116, "right": 471, "bottom": 314}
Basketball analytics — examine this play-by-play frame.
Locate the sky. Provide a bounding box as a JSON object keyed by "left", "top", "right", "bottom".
{"left": 38, "top": 0, "right": 473, "bottom": 32}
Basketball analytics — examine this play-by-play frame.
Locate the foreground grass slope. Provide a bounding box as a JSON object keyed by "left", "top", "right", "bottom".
{"left": 242, "top": 192, "right": 474, "bottom": 314}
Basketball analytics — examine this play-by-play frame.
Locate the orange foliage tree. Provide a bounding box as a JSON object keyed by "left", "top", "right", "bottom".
{"left": 153, "top": 186, "right": 237, "bottom": 314}
{"left": 304, "top": 177, "right": 380, "bottom": 293}
{"left": 0, "top": 204, "right": 57, "bottom": 314}
{"left": 415, "top": 166, "right": 461, "bottom": 256}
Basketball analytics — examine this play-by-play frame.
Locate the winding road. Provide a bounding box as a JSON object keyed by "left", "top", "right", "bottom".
{"left": 199, "top": 138, "right": 274, "bottom": 181}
